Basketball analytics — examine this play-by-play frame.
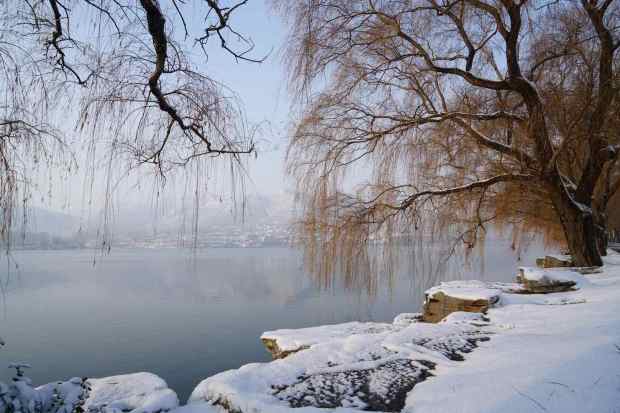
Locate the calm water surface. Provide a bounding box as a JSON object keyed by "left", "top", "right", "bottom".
{"left": 0, "top": 245, "right": 542, "bottom": 401}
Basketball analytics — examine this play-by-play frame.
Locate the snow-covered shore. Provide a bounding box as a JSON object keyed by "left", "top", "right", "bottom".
{"left": 188, "top": 252, "right": 620, "bottom": 412}
{"left": 10, "top": 252, "right": 620, "bottom": 413}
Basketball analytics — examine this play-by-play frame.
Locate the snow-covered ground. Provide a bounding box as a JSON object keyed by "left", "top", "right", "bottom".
{"left": 409, "top": 261, "right": 620, "bottom": 412}
{"left": 7, "top": 252, "right": 620, "bottom": 413}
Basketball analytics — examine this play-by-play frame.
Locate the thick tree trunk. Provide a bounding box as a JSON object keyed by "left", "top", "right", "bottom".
{"left": 553, "top": 193, "right": 604, "bottom": 267}
{"left": 596, "top": 212, "right": 608, "bottom": 257}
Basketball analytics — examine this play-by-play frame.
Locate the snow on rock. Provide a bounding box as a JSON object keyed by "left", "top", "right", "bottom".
{"left": 535, "top": 254, "right": 574, "bottom": 268}
{"left": 392, "top": 313, "right": 423, "bottom": 326}
{"left": 37, "top": 377, "right": 90, "bottom": 413}
{"left": 261, "top": 321, "right": 395, "bottom": 359}
{"left": 190, "top": 314, "right": 492, "bottom": 412}
{"left": 31, "top": 373, "right": 179, "bottom": 413}
{"left": 422, "top": 280, "right": 514, "bottom": 323}
{"left": 425, "top": 280, "right": 528, "bottom": 299}
{"left": 425, "top": 280, "right": 507, "bottom": 301}
{"left": 382, "top": 314, "right": 491, "bottom": 363}
{"left": 439, "top": 311, "right": 491, "bottom": 326}
{"left": 516, "top": 266, "right": 588, "bottom": 293}
{"left": 83, "top": 373, "right": 179, "bottom": 413}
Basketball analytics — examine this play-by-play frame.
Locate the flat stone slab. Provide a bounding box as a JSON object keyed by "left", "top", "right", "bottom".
{"left": 536, "top": 254, "right": 574, "bottom": 268}
{"left": 422, "top": 280, "right": 518, "bottom": 323}
{"left": 516, "top": 267, "right": 587, "bottom": 293}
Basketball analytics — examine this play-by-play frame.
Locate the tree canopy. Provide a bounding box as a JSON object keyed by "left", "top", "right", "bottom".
{"left": 278, "top": 0, "right": 620, "bottom": 283}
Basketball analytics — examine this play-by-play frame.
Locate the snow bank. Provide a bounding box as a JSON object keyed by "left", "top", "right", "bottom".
{"left": 406, "top": 258, "right": 620, "bottom": 413}
{"left": 392, "top": 313, "right": 423, "bottom": 326}
{"left": 83, "top": 373, "right": 179, "bottom": 413}
{"left": 169, "top": 402, "right": 225, "bottom": 413}
{"left": 190, "top": 314, "right": 492, "bottom": 412}
{"left": 30, "top": 372, "right": 179, "bottom": 413}
{"left": 261, "top": 321, "right": 395, "bottom": 358}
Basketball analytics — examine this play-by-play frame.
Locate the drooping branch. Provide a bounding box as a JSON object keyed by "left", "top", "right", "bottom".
{"left": 46, "top": 0, "right": 92, "bottom": 85}
{"left": 139, "top": 0, "right": 254, "bottom": 156}
{"left": 398, "top": 173, "right": 535, "bottom": 211}
{"left": 452, "top": 118, "right": 536, "bottom": 166}
{"left": 200, "top": 0, "right": 264, "bottom": 63}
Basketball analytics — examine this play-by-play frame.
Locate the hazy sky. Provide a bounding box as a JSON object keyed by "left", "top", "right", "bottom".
{"left": 36, "top": 1, "right": 293, "bottom": 217}
{"left": 202, "top": 0, "right": 291, "bottom": 191}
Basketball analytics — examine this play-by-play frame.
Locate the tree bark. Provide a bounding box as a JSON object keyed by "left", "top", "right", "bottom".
{"left": 552, "top": 190, "right": 604, "bottom": 267}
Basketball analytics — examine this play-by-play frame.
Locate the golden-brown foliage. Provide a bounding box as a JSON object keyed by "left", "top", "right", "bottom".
{"left": 277, "top": 0, "right": 620, "bottom": 287}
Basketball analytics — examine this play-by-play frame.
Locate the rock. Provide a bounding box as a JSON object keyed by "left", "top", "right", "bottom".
{"left": 516, "top": 267, "right": 579, "bottom": 293}
{"left": 261, "top": 321, "right": 395, "bottom": 359}
{"left": 422, "top": 281, "right": 502, "bottom": 323}
{"left": 573, "top": 266, "right": 603, "bottom": 275}
{"left": 84, "top": 373, "right": 179, "bottom": 413}
{"left": 536, "top": 254, "right": 573, "bottom": 268}
{"left": 36, "top": 373, "right": 179, "bottom": 413}
{"left": 260, "top": 337, "right": 309, "bottom": 359}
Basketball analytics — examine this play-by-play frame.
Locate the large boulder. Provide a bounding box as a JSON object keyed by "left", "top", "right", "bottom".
{"left": 422, "top": 281, "right": 505, "bottom": 323}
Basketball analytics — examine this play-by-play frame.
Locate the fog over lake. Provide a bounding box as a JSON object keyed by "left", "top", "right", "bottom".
{"left": 0, "top": 244, "right": 543, "bottom": 401}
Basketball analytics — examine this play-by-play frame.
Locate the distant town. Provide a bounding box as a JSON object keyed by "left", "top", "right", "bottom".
{"left": 10, "top": 222, "right": 294, "bottom": 250}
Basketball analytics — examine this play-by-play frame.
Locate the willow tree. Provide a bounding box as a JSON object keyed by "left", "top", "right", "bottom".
{"left": 278, "top": 0, "right": 620, "bottom": 278}
{"left": 0, "top": 0, "right": 258, "bottom": 249}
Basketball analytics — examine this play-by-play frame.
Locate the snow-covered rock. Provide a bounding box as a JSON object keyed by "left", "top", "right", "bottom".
{"left": 190, "top": 314, "right": 492, "bottom": 412}
{"left": 4, "top": 372, "right": 178, "bottom": 413}
{"left": 261, "top": 321, "right": 395, "bottom": 359}
{"left": 422, "top": 280, "right": 515, "bottom": 322}
{"left": 37, "top": 377, "right": 90, "bottom": 413}
{"left": 392, "top": 313, "right": 423, "bottom": 326}
{"left": 535, "top": 254, "right": 574, "bottom": 268}
{"left": 84, "top": 372, "right": 179, "bottom": 413}
{"left": 516, "top": 266, "right": 587, "bottom": 293}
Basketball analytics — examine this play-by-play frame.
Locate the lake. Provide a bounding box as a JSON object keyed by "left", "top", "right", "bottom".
{"left": 0, "top": 244, "right": 543, "bottom": 401}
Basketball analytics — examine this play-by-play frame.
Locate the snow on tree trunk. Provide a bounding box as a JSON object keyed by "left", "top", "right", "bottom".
{"left": 553, "top": 191, "right": 604, "bottom": 267}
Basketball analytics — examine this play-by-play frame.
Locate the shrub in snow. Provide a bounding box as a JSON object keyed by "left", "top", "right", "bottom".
{"left": 0, "top": 361, "right": 90, "bottom": 413}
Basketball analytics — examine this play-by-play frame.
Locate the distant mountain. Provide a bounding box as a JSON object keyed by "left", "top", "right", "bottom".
{"left": 68, "top": 192, "right": 294, "bottom": 241}
{"left": 17, "top": 206, "right": 81, "bottom": 236}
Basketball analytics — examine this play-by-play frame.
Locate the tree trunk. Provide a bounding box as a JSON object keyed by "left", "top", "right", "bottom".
{"left": 553, "top": 192, "right": 604, "bottom": 267}
{"left": 596, "top": 212, "right": 608, "bottom": 257}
